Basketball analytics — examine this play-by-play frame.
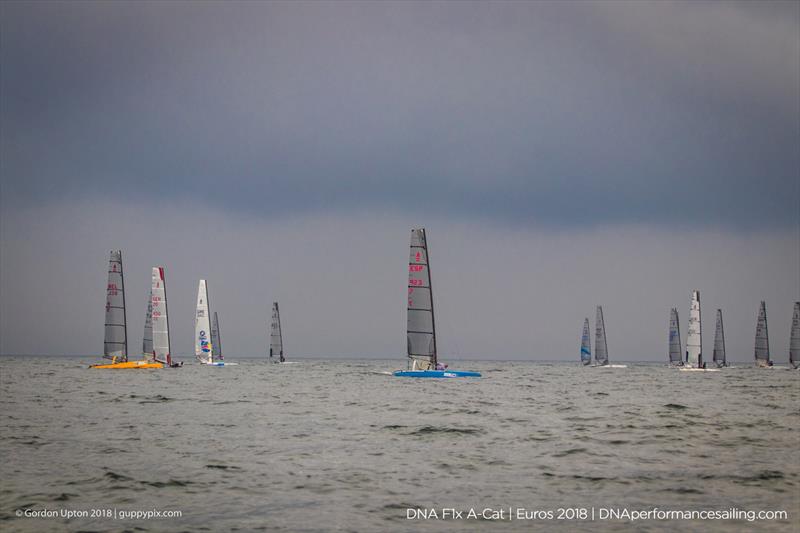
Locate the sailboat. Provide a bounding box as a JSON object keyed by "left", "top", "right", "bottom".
{"left": 580, "top": 318, "right": 591, "bottom": 365}
{"left": 593, "top": 306, "right": 626, "bottom": 368}
{"left": 90, "top": 251, "right": 162, "bottom": 369}
{"left": 680, "top": 290, "right": 719, "bottom": 372}
{"left": 668, "top": 308, "right": 683, "bottom": 367}
{"left": 269, "top": 302, "right": 286, "bottom": 363}
{"left": 196, "top": 280, "right": 236, "bottom": 366}
{"left": 211, "top": 311, "right": 223, "bottom": 362}
{"left": 143, "top": 295, "right": 153, "bottom": 359}
{"left": 150, "top": 266, "right": 181, "bottom": 367}
{"left": 790, "top": 302, "right": 800, "bottom": 369}
{"left": 393, "top": 228, "right": 480, "bottom": 378}
{"left": 712, "top": 309, "right": 727, "bottom": 368}
{"left": 754, "top": 300, "right": 773, "bottom": 368}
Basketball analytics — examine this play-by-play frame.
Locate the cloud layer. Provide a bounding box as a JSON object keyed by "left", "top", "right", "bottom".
{"left": 2, "top": 1, "right": 798, "bottom": 228}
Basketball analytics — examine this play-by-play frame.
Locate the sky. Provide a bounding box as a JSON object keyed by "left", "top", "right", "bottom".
{"left": 1, "top": 1, "right": 798, "bottom": 361}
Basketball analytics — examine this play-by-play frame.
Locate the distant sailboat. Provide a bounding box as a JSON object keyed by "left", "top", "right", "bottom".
{"left": 791, "top": 302, "right": 800, "bottom": 369}
{"left": 754, "top": 301, "right": 772, "bottom": 368}
{"left": 593, "top": 306, "right": 626, "bottom": 368}
{"left": 679, "top": 290, "right": 718, "bottom": 371}
{"left": 211, "top": 311, "right": 223, "bottom": 362}
{"left": 143, "top": 295, "right": 153, "bottom": 359}
{"left": 712, "top": 309, "right": 727, "bottom": 368}
{"left": 685, "top": 290, "right": 703, "bottom": 369}
{"left": 393, "top": 228, "right": 480, "bottom": 378}
{"left": 269, "top": 302, "right": 285, "bottom": 363}
{"left": 668, "top": 308, "right": 683, "bottom": 366}
{"left": 196, "top": 280, "right": 236, "bottom": 366}
{"left": 580, "top": 318, "right": 591, "bottom": 365}
{"left": 90, "top": 251, "right": 161, "bottom": 369}
{"left": 151, "top": 266, "right": 180, "bottom": 367}
{"left": 594, "top": 306, "right": 609, "bottom": 366}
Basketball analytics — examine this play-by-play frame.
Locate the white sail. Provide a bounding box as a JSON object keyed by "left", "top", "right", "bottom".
{"left": 270, "top": 302, "right": 284, "bottom": 362}
{"left": 103, "top": 250, "right": 128, "bottom": 361}
{"left": 594, "top": 306, "right": 608, "bottom": 365}
{"left": 754, "top": 300, "right": 770, "bottom": 366}
{"left": 142, "top": 293, "right": 153, "bottom": 358}
{"left": 580, "top": 318, "right": 591, "bottom": 365}
{"left": 195, "top": 280, "right": 213, "bottom": 364}
{"left": 211, "top": 311, "right": 223, "bottom": 361}
{"left": 712, "top": 309, "right": 726, "bottom": 367}
{"left": 791, "top": 302, "right": 800, "bottom": 369}
{"left": 407, "top": 228, "right": 436, "bottom": 370}
{"left": 668, "top": 308, "right": 682, "bottom": 365}
{"left": 151, "top": 266, "right": 171, "bottom": 366}
{"left": 686, "top": 290, "right": 703, "bottom": 368}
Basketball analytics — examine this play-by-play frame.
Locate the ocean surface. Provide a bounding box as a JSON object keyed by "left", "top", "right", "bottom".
{"left": 1, "top": 356, "right": 798, "bottom": 532}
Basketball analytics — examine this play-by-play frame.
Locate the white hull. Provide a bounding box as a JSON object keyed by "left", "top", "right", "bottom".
{"left": 679, "top": 367, "right": 720, "bottom": 372}
{"left": 202, "top": 361, "right": 238, "bottom": 366}
{"left": 594, "top": 364, "right": 628, "bottom": 368}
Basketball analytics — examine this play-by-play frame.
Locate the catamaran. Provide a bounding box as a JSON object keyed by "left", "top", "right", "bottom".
{"left": 150, "top": 266, "right": 181, "bottom": 367}
{"left": 269, "top": 302, "right": 286, "bottom": 363}
{"left": 754, "top": 300, "right": 773, "bottom": 368}
{"left": 211, "top": 311, "right": 223, "bottom": 362}
{"left": 668, "top": 308, "right": 683, "bottom": 367}
{"left": 90, "top": 251, "right": 162, "bottom": 369}
{"left": 790, "top": 302, "right": 800, "bottom": 369}
{"left": 593, "top": 306, "right": 626, "bottom": 368}
{"left": 712, "top": 309, "right": 727, "bottom": 368}
{"left": 393, "top": 228, "right": 480, "bottom": 378}
{"left": 680, "top": 290, "right": 719, "bottom": 372}
{"left": 580, "top": 318, "right": 591, "bottom": 365}
{"left": 196, "top": 280, "right": 236, "bottom": 366}
{"left": 143, "top": 295, "right": 153, "bottom": 360}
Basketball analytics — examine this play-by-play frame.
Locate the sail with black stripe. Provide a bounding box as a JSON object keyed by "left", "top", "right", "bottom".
{"left": 594, "top": 306, "right": 608, "bottom": 366}
{"left": 754, "top": 300, "right": 771, "bottom": 367}
{"left": 790, "top": 302, "right": 800, "bottom": 369}
{"left": 270, "top": 302, "right": 284, "bottom": 362}
{"left": 712, "top": 309, "right": 726, "bottom": 367}
{"left": 668, "top": 308, "right": 682, "bottom": 365}
{"left": 407, "top": 228, "right": 437, "bottom": 371}
{"left": 142, "top": 294, "right": 153, "bottom": 358}
{"left": 211, "top": 311, "right": 223, "bottom": 361}
{"left": 103, "top": 250, "right": 127, "bottom": 361}
{"left": 580, "top": 318, "right": 591, "bottom": 365}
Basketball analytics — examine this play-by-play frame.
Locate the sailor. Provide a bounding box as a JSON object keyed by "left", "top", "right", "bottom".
{"left": 435, "top": 362, "right": 448, "bottom": 371}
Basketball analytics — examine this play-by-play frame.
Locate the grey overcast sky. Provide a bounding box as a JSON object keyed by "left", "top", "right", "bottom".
{"left": 1, "top": 1, "right": 798, "bottom": 361}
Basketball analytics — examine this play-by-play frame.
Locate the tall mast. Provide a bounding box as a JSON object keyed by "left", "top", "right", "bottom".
{"left": 120, "top": 251, "right": 128, "bottom": 359}
{"left": 163, "top": 267, "right": 171, "bottom": 366}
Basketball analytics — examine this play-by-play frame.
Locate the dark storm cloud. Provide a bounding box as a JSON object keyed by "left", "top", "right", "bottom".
{"left": 1, "top": 1, "right": 798, "bottom": 228}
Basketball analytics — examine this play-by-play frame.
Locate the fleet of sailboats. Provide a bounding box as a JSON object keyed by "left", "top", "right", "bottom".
{"left": 90, "top": 248, "right": 799, "bottom": 371}
{"left": 90, "top": 251, "right": 162, "bottom": 369}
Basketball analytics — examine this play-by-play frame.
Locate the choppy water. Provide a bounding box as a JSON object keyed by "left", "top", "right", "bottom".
{"left": 1, "top": 356, "right": 798, "bottom": 532}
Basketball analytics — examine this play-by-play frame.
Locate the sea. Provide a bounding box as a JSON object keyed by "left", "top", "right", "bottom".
{"left": 1, "top": 356, "right": 798, "bottom": 532}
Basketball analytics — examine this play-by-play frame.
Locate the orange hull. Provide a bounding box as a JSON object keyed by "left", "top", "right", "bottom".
{"left": 89, "top": 360, "right": 164, "bottom": 369}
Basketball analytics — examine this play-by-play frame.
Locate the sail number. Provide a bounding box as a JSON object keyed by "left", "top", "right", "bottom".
{"left": 107, "top": 283, "right": 119, "bottom": 295}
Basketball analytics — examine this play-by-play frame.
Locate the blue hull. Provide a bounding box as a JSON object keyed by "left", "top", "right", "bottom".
{"left": 392, "top": 370, "right": 481, "bottom": 378}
